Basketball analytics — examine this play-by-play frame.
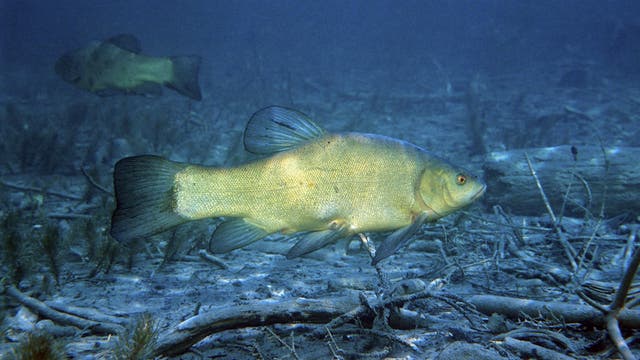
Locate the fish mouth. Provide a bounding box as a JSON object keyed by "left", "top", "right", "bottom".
{"left": 471, "top": 184, "right": 487, "bottom": 201}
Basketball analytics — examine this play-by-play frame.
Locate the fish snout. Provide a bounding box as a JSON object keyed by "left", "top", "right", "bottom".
{"left": 472, "top": 183, "right": 487, "bottom": 201}
{"left": 55, "top": 54, "right": 82, "bottom": 83}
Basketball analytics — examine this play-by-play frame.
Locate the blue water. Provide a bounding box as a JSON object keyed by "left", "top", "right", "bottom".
{"left": 2, "top": 1, "right": 640, "bottom": 358}
{"left": 3, "top": 1, "right": 638, "bottom": 77}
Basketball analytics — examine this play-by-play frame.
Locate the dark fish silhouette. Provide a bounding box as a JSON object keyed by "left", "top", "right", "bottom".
{"left": 55, "top": 34, "right": 201, "bottom": 100}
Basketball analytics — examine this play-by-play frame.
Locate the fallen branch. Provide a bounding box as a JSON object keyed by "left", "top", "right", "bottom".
{"left": 197, "top": 249, "right": 228, "bottom": 269}
{"left": 45, "top": 301, "right": 129, "bottom": 326}
{"left": 576, "top": 229, "right": 640, "bottom": 360}
{"left": 468, "top": 294, "right": 640, "bottom": 329}
{"left": 0, "top": 180, "right": 83, "bottom": 200}
{"left": 154, "top": 296, "right": 361, "bottom": 357}
{"left": 483, "top": 146, "right": 640, "bottom": 216}
{"left": 605, "top": 246, "right": 640, "bottom": 360}
{"left": 154, "top": 289, "right": 451, "bottom": 357}
{"left": 81, "top": 166, "right": 113, "bottom": 196}
{"left": 48, "top": 213, "right": 93, "bottom": 220}
{"left": 502, "top": 336, "right": 575, "bottom": 360}
{"left": 5, "top": 285, "right": 123, "bottom": 335}
{"left": 525, "top": 152, "right": 577, "bottom": 271}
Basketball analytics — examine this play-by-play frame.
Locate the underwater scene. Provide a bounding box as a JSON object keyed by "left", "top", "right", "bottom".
{"left": 2, "top": 0, "right": 640, "bottom": 358}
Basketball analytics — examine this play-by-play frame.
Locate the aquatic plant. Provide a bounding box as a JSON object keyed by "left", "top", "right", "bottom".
{"left": 39, "top": 224, "right": 63, "bottom": 285}
{"left": 0, "top": 101, "right": 86, "bottom": 175}
{"left": 160, "top": 229, "right": 182, "bottom": 266}
{"left": 111, "top": 313, "right": 159, "bottom": 360}
{"left": 69, "top": 206, "right": 122, "bottom": 277}
{"left": 86, "top": 231, "right": 120, "bottom": 277}
{"left": 1, "top": 211, "right": 34, "bottom": 284}
{"left": 9, "top": 331, "right": 67, "bottom": 360}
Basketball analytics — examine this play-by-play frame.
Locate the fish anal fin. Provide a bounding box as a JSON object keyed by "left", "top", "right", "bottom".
{"left": 95, "top": 82, "right": 162, "bottom": 98}
{"left": 372, "top": 212, "right": 429, "bottom": 265}
{"left": 286, "top": 227, "right": 349, "bottom": 259}
{"left": 106, "top": 34, "right": 142, "bottom": 53}
{"left": 210, "top": 219, "right": 270, "bottom": 253}
{"left": 130, "top": 81, "right": 163, "bottom": 97}
{"left": 244, "top": 106, "right": 326, "bottom": 155}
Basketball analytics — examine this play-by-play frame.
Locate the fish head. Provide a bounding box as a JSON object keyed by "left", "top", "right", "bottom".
{"left": 55, "top": 52, "right": 83, "bottom": 84}
{"left": 417, "top": 161, "right": 486, "bottom": 219}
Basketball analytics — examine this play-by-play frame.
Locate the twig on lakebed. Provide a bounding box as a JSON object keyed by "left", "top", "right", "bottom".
{"left": 577, "top": 243, "right": 640, "bottom": 360}
{"left": 0, "top": 180, "right": 83, "bottom": 200}
{"left": 524, "top": 152, "right": 577, "bottom": 271}
{"left": 467, "top": 294, "right": 640, "bottom": 329}
{"left": 48, "top": 212, "right": 93, "bottom": 220}
{"left": 5, "top": 285, "right": 124, "bottom": 335}
{"left": 501, "top": 337, "right": 575, "bottom": 360}
{"left": 197, "top": 249, "right": 228, "bottom": 269}
{"left": 81, "top": 166, "right": 113, "bottom": 196}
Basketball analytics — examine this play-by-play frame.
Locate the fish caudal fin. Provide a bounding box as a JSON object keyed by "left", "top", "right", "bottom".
{"left": 168, "top": 56, "right": 202, "bottom": 101}
{"left": 111, "top": 156, "right": 188, "bottom": 243}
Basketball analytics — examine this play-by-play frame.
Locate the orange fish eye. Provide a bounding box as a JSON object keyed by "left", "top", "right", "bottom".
{"left": 456, "top": 173, "right": 467, "bottom": 185}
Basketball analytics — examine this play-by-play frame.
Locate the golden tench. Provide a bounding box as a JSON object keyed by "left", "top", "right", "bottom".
{"left": 111, "top": 106, "right": 485, "bottom": 264}
{"left": 55, "top": 34, "right": 201, "bottom": 100}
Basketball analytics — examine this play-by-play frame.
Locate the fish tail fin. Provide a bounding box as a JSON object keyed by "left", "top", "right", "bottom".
{"left": 110, "top": 155, "right": 188, "bottom": 243}
{"left": 168, "top": 56, "right": 202, "bottom": 101}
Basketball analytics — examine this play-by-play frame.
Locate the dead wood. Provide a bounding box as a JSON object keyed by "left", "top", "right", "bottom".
{"left": 0, "top": 180, "right": 83, "bottom": 200}
{"left": 502, "top": 337, "right": 575, "bottom": 360}
{"left": 5, "top": 285, "right": 124, "bottom": 335}
{"left": 154, "top": 289, "right": 455, "bottom": 357}
{"left": 154, "top": 296, "right": 361, "bottom": 357}
{"left": 482, "top": 145, "right": 640, "bottom": 216}
{"left": 468, "top": 294, "right": 640, "bottom": 329}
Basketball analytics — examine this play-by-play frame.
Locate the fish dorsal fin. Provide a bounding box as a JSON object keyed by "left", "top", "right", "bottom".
{"left": 105, "top": 34, "right": 142, "bottom": 53}
{"left": 243, "top": 106, "right": 325, "bottom": 155}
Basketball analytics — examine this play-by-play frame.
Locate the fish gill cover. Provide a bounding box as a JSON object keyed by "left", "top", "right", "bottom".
{"left": 1, "top": 1, "right": 640, "bottom": 359}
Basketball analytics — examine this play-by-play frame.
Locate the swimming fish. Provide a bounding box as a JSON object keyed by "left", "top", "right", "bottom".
{"left": 55, "top": 34, "right": 201, "bottom": 100}
{"left": 110, "top": 106, "right": 485, "bottom": 264}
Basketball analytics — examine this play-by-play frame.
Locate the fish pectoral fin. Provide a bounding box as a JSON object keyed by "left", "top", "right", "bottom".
{"left": 243, "top": 106, "right": 326, "bottom": 155}
{"left": 127, "top": 82, "right": 163, "bottom": 97}
{"left": 210, "top": 219, "right": 270, "bottom": 253}
{"left": 105, "top": 34, "right": 142, "bottom": 53}
{"left": 286, "top": 228, "right": 349, "bottom": 259}
{"left": 372, "top": 212, "right": 429, "bottom": 265}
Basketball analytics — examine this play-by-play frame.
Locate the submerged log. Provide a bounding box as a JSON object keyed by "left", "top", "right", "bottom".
{"left": 482, "top": 145, "right": 640, "bottom": 217}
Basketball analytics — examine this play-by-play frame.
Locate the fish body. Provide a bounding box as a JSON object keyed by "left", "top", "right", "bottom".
{"left": 111, "top": 107, "right": 485, "bottom": 263}
{"left": 55, "top": 34, "right": 201, "bottom": 100}
{"left": 177, "top": 133, "right": 433, "bottom": 232}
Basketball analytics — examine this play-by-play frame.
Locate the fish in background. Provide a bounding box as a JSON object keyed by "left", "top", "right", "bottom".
{"left": 110, "top": 106, "right": 485, "bottom": 264}
{"left": 54, "top": 34, "right": 202, "bottom": 101}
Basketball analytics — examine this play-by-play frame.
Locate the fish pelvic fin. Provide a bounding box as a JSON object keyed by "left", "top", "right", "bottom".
{"left": 243, "top": 106, "right": 326, "bottom": 155}
{"left": 371, "top": 212, "right": 429, "bottom": 265}
{"left": 286, "top": 227, "right": 350, "bottom": 259}
{"left": 111, "top": 155, "right": 188, "bottom": 243}
{"left": 167, "top": 56, "right": 202, "bottom": 101}
{"left": 210, "top": 219, "right": 270, "bottom": 253}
